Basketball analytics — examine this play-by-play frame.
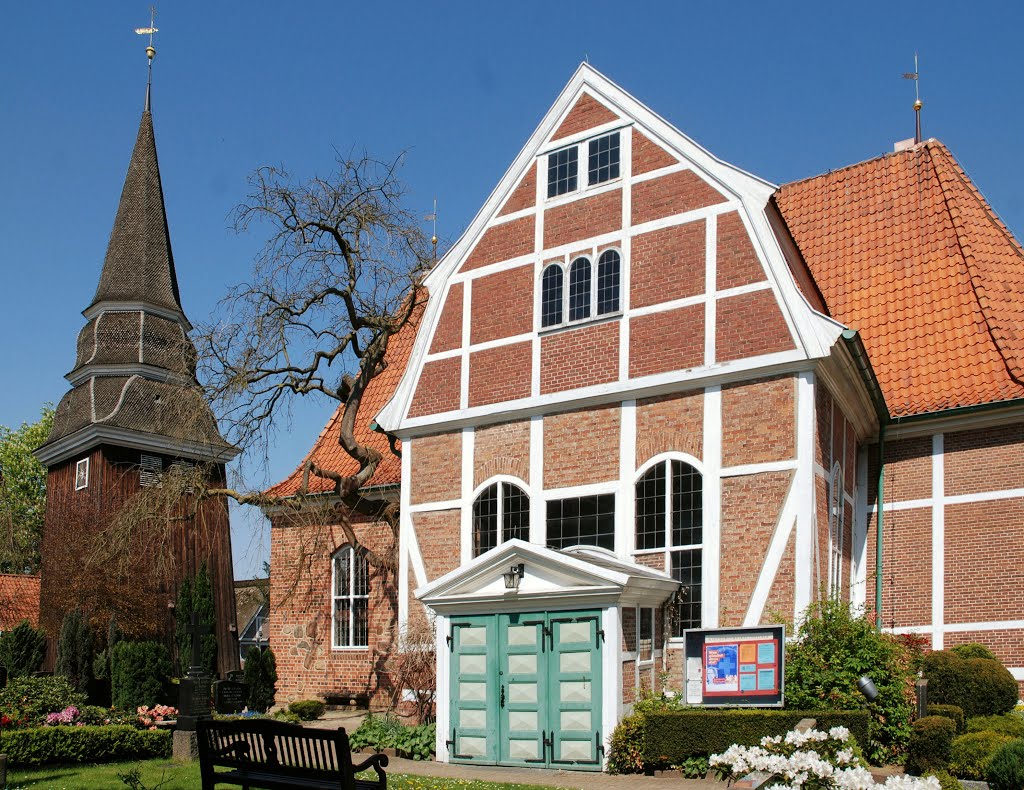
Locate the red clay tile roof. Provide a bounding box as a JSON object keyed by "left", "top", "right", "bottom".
{"left": 0, "top": 574, "right": 40, "bottom": 631}
{"left": 776, "top": 140, "right": 1024, "bottom": 418}
{"left": 266, "top": 302, "right": 424, "bottom": 498}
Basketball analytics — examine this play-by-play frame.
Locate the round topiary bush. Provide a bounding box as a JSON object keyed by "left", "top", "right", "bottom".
{"left": 964, "top": 658, "right": 1019, "bottom": 717}
{"left": 949, "top": 731, "right": 1015, "bottom": 781}
{"left": 986, "top": 738, "right": 1024, "bottom": 790}
{"left": 907, "top": 715, "right": 956, "bottom": 775}
{"left": 950, "top": 643, "right": 997, "bottom": 660}
{"left": 927, "top": 704, "right": 966, "bottom": 734}
{"left": 966, "top": 714, "right": 1024, "bottom": 739}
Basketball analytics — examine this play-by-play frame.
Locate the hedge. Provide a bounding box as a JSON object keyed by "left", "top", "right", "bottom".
{"left": 642, "top": 709, "right": 870, "bottom": 767}
{"left": 907, "top": 716, "right": 956, "bottom": 775}
{"left": 0, "top": 725, "right": 171, "bottom": 766}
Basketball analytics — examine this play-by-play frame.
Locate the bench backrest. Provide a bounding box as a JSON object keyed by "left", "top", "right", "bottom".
{"left": 197, "top": 718, "right": 357, "bottom": 786}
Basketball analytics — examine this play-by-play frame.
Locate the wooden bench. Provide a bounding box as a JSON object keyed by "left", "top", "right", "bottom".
{"left": 197, "top": 718, "right": 388, "bottom": 790}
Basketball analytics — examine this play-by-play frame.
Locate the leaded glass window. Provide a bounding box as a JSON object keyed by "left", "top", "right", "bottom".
{"left": 332, "top": 545, "right": 369, "bottom": 648}
{"left": 472, "top": 481, "right": 530, "bottom": 557}
{"left": 568, "top": 257, "right": 592, "bottom": 322}
{"left": 596, "top": 250, "right": 620, "bottom": 315}
{"left": 546, "top": 494, "right": 615, "bottom": 551}
{"left": 547, "top": 147, "right": 578, "bottom": 198}
{"left": 541, "top": 265, "right": 564, "bottom": 328}
{"left": 588, "top": 132, "right": 620, "bottom": 185}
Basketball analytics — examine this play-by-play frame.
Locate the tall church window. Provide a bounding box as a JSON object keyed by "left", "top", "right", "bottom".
{"left": 472, "top": 481, "right": 530, "bottom": 557}
{"left": 635, "top": 458, "right": 703, "bottom": 635}
{"left": 827, "top": 462, "right": 844, "bottom": 598}
{"left": 332, "top": 545, "right": 369, "bottom": 648}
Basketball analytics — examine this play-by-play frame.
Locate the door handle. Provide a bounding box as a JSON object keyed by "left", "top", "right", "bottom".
{"left": 500, "top": 684, "right": 505, "bottom": 708}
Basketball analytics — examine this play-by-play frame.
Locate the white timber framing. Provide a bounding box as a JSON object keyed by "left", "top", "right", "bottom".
{"left": 931, "top": 433, "right": 945, "bottom": 650}
{"left": 702, "top": 385, "right": 722, "bottom": 628}
{"left": 793, "top": 370, "right": 817, "bottom": 622}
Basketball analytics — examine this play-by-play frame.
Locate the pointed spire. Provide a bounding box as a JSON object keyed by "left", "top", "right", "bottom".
{"left": 89, "top": 109, "right": 183, "bottom": 315}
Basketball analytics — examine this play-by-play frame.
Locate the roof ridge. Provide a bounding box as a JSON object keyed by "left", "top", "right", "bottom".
{"left": 928, "top": 144, "right": 1024, "bottom": 382}
{"left": 778, "top": 142, "right": 931, "bottom": 192}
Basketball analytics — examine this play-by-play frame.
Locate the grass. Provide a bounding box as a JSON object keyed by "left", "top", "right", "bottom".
{"left": 6, "top": 759, "right": 570, "bottom": 790}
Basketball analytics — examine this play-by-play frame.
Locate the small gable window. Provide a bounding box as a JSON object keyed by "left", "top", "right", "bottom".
{"left": 332, "top": 544, "right": 369, "bottom": 648}
{"left": 540, "top": 250, "right": 622, "bottom": 331}
{"left": 588, "top": 132, "right": 620, "bottom": 185}
{"left": 473, "top": 481, "right": 530, "bottom": 557}
{"left": 541, "top": 265, "right": 564, "bottom": 328}
{"left": 74, "top": 458, "right": 89, "bottom": 491}
{"left": 547, "top": 146, "right": 578, "bottom": 198}
{"left": 568, "top": 257, "right": 592, "bottom": 322}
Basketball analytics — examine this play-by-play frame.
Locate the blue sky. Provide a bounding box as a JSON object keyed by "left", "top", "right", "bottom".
{"left": 2, "top": 1, "right": 1022, "bottom": 580}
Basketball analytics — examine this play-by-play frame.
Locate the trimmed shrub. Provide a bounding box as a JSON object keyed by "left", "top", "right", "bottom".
{"left": 927, "top": 704, "right": 966, "bottom": 734}
{"left": 784, "top": 598, "right": 915, "bottom": 764}
{"left": 288, "top": 699, "right": 325, "bottom": 721}
{"left": 55, "top": 608, "right": 93, "bottom": 695}
{"left": 923, "top": 770, "right": 963, "bottom": 790}
{"left": 0, "top": 620, "right": 46, "bottom": 678}
{"left": 907, "top": 716, "right": 956, "bottom": 775}
{"left": 642, "top": 709, "right": 870, "bottom": 771}
{"left": 0, "top": 675, "right": 86, "bottom": 725}
{"left": 111, "top": 641, "right": 171, "bottom": 711}
{"left": 986, "top": 739, "right": 1024, "bottom": 790}
{"left": 243, "top": 646, "right": 277, "bottom": 712}
{"left": 967, "top": 714, "right": 1024, "bottom": 739}
{"left": 923, "top": 651, "right": 1019, "bottom": 718}
{"left": 607, "top": 713, "right": 646, "bottom": 774}
{"left": 950, "top": 643, "right": 997, "bottom": 661}
{"left": 949, "top": 731, "right": 1015, "bottom": 781}
{"left": 0, "top": 724, "right": 170, "bottom": 766}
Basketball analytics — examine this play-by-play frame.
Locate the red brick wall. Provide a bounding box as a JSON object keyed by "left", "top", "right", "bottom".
{"left": 543, "top": 189, "right": 621, "bottom": 249}
{"left": 878, "top": 436, "right": 932, "bottom": 503}
{"left": 720, "top": 471, "right": 794, "bottom": 626}
{"left": 409, "top": 432, "right": 461, "bottom": 504}
{"left": 944, "top": 424, "right": 1024, "bottom": 496}
{"left": 462, "top": 216, "right": 534, "bottom": 272}
{"left": 429, "top": 282, "right": 462, "bottom": 354}
{"left": 408, "top": 357, "right": 461, "bottom": 418}
{"left": 630, "top": 221, "right": 705, "bottom": 309}
{"left": 717, "top": 212, "right": 766, "bottom": 290}
{"left": 544, "top": 404, "right": 620, "bottom": 488}
{"left": 629, "top": 304, "right": 704, "bottom": 378}
{"left": 412, "top": 510, "right": 461, "bottom": 581}
{"left": 631, "top": 170, "right": 724, "bottom": 226}
{"left": 721, "top": 376, "right": 796, "bottom": 467}
{"left": 499, "top": 167, "right": 536, "bottom": 216}
{"left": 269, "top": 514, "right": 397, "bottom": 706}
{"left": 715, "top": 289, "right": 794, "bottom": 363}
{"left": 551, "top": 93, "right": 618, "bottom": 141}
{"left": 468, "top": 342, "right": 532, "bottom": 407}
{"left": 635, "top": 390, "right": 703, "bottom": 466}
{"left": 474, "top": 420, "right": 531, "bottom": 488}
{"left": 865, "top": 507, "right": 931, "bottom": 629}
{"left": 632, "top": 129, "right": 676, "bottom": 176}
{"left": 540, "top": 321, "right": 619, "bottom": 394}
{"left": 762, "top": 530, "right": 796, "bottom": 624}
{"left": 470, "top": 265, "right": 533, "bottom": 345}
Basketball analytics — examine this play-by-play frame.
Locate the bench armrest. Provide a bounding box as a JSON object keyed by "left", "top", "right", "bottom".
{"left": 352, "top": 752, "right": 389, "bottom": 785}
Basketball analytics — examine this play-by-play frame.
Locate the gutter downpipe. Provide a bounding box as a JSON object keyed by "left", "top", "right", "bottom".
{"left": 840, "top": 330, "right": 890, "bottom": 632}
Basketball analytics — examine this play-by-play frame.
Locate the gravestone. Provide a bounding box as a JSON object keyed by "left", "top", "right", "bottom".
{"left": 213, "top": 679, "right": 248, "bottom": 714}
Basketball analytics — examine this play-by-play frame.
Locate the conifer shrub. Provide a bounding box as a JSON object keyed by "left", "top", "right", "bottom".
{"left": 926, "top": 704, "right": 966, "bottom": 734}
{"left": 0, "top": 620, "right": 46, "bottom": 678}
{"left": 110, "top": 641, "right": 171, "bottom": 711}
{"left": 243, "top": 647, "right": 277, "bottom": 712}
{"left": 948, "top": 731, "right": 1015, "bottom": 780}
{"left": 288, "top": 699, "right": 325, "bottom": 721}
{"left": 966, "top": 714, "right": 1024, "bottom": 739}
{"left": 55, "top": 608, "right": 93, "bottom": 695}
{"left": 906, "top": 715, "right": 956, "bottom": 775}
{"left": 986, "top": 738, "right": 1024, "bottom": 790}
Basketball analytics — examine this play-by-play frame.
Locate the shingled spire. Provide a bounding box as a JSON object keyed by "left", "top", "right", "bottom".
{"left": 89, "top": 109, "right": 183, "bottom": 316}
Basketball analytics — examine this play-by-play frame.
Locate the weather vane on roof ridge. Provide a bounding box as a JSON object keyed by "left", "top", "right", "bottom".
{"left": 134, "top": 6, "right": 159, "bottom": 111}
{"left": 902, "top": 53, "right": 923, "bottom": 144}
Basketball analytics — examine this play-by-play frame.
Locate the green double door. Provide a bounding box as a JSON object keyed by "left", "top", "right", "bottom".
{"left": 449, "top": 610, "right": 603, "bottom": 770}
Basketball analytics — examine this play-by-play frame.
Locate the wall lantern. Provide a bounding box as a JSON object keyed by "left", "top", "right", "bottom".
{"left": 503, "top": 564, "right": 525, "bottom": 590}
{"left": 857, "top": 676, "right": 879, "bottom": 702}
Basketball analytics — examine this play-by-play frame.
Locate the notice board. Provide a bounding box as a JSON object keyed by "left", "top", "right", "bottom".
{"left": 682, "top": 625, "right": 785, "bottom": 707}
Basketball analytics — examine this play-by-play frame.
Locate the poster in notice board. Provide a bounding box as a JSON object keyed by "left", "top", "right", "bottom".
{"left": 682, "top": 625, "right": 785, "bottom": 707}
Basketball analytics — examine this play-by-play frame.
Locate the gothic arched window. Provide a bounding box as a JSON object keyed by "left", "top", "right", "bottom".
{"left": 472, "top": 481, "right": 530, "bottom": 557}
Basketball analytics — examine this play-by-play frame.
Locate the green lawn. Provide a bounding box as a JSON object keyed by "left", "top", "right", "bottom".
{"left": 7, "top": 760, "right": 567, "bottom": 790}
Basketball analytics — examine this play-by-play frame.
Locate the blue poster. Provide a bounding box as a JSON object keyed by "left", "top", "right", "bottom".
{"left": 705, "top": 644, "right": 739, "bottom": 693}
{"left": 757, "top": 668, "right": 775, "bottom": 690}
{"left": 740, "top": 673, "right": 757, "bottom": 691}
{"left": 757, "top": 642, "right": 776, "bottom": 664}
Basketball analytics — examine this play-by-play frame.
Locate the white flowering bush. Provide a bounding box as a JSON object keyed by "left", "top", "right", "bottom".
{"left": 710, "top": 726, "right": 940, "bottom": 790}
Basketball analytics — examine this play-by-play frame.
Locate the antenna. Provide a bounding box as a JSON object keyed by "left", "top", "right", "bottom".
{"left": 134, "top": 6, "right": 159, "bottom": 110}
{"left": 902, "top": 53, "right": 922, "bottom": 144}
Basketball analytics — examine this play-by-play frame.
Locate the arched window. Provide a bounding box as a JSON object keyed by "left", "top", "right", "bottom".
{"left": 596, "top": 250, "right": 621, "bottom": 315}
{"left": 635, "top": 459, "right": 703, "bottom": 635}
{"left": 541, "top": 265, "right": 564, "bottom": 328}
{"left": 568, "top": 257, "right": 592, "bottom": 322}
{"left": 473, "top": 481, "right": 530, "bottom": 557}
{"left": 332, "top": 545, "right": 369, "bottom": 648}
{"left": 828, "top": 462, "right": 844, "bottom": 598}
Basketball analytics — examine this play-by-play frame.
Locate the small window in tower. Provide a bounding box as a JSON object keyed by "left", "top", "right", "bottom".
{"left": 74, "top": 458, "right": 89, "bottom": 491}
{"left": 140, "top": 454, "right": 163, "bottom": 487}
{"left": 547, "top": 146, "right": 578, "bottom": 198}
{"left": 588, "top": 132, "right": 620, "bottom": 185}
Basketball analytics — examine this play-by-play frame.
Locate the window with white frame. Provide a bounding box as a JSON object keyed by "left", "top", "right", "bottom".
{"left": 472, "top": 481, "right": 530, "bottom": 557}
{"left": 546, "top": 494, "right": 615, "bottom": 551}
{"left": 827, "top": 462, "right": 844, "bottom": 598}
{"left": 635, "top": 459, "right": 703, "bottom": 636}
{"left": 74, "top": 458, "right": 89, "bottom": 491}
{"left": 332, "top": 545, "right": 369, "bottom": 648}
{"left": 540, "top": 249, "right": 621, "bottom": 330}
{"left": 546, "top": 131, "right": 620, "bottom": 199}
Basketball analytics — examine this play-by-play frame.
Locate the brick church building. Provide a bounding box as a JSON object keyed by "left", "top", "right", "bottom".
{"left": 267, "top": 65, "right": 1024, "bottom": 769}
